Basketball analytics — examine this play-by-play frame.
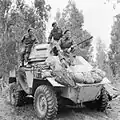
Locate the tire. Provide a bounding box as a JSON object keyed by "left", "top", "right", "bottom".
{"left": 85, "top": 87, "right": 109, "bottom": 111}
{"left": 34, "top": 85, "right": 58, "bottom": 120}
{"left": 97, "top": 87, "right": 109, "bottom": 111}
{"left": 9, "top": 83, "right": 27, "bottom": 106}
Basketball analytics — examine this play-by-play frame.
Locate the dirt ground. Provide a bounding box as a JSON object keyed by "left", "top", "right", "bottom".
{"left": 0, "top": 83, "right": 120, "bottom": 120}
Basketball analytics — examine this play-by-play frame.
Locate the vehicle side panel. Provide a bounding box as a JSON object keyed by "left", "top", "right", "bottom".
{"left": 77, "top": 85, "right": 102, "bottom": 103}
{"left": 61, "top": 85, "right": 102, "bottom": 103}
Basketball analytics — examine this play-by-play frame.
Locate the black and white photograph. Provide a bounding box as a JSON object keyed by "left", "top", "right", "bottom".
{"left": 0, "top": 0, "right": 120, "bottom": 120}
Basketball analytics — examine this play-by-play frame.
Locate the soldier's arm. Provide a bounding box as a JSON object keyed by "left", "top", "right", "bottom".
{"left": 57, "top": 37, "right": 64, "bottom": 51}
{"left": 58, "top": 37, "right": 62, "bottom": 46}
{"left": 35, "top": 39, "right": 39, "bottom": 44}
{"left": 48, "top": 31, "right": 53, "bottom": 43}
{"left": 60, "top": 28, "right": 63, "bottom": 36}
{"left": 67, "top": 39, "right": 76, "bottom": 52}
{"left": 59, "top": 35, "right": 65, "bottom": 45}
{"left": 33, "top": 35, "right": 39, "bottom": 44}
{"left": 21, "top": 36, "right": 25, "bottom": 44}
{"left": 58, "top": 52, "right": 68, "bottom": 68}
{"left": 71, "top": 39, "right": 76, "bottom": 48}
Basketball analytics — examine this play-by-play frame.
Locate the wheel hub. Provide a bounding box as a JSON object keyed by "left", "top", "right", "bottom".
{"left": 37, "top": 94, "right": 47, "bottom": 117}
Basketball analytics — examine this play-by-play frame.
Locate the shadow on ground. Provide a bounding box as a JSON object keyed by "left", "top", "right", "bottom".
{"left": 2, "top": 94, "right": 120, "bottom": 120}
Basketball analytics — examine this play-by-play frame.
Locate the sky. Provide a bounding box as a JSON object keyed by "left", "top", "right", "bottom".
{"left": 45, "top": 0, "right": 120, "bottom": 49}
{"left": 24, "top": 0, "right": 120, "bottom": 51}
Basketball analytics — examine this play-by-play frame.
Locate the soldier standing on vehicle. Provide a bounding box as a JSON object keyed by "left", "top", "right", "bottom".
{"left": 21, "top": 28, "right": 38, "bottom": 66}
{"left": 48, "top": 22, "right": 63, "bottom": 55}
{"left": 48, "top": 22, "right": 63, "bottom": 43}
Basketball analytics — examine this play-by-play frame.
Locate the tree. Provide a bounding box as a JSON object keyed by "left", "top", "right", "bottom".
{"left": 0, "top": 0, "right": 51, "bottom": 78}
{"left": 108, "top": 14, "right": 120, "bottom": 76}
{"left": 54, "top": 8, "right": 61, "bottom": 23}
{"left": 96, "top": 38, "right": 107, "bottom": 70}
{"left": 55, "top": 0, "right": 93, "bottom": 60}
{"left": 105, "top": 0, "right": 120, "bottom": 9}
{"left": 95, "top": 38, "right": 114, "bottom": 81}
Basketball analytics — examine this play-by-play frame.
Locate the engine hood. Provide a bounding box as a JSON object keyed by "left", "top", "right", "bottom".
{"left": 68, "top": 56, "right": 93, "bottom": 72}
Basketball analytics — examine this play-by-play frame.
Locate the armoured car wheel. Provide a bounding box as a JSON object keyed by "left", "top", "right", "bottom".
{"left": 34, "top": 85, "right": 58, "bottom": 120}
{"left": 9, "top": 83, "right": 27, "bottom": 106}
{"left": 85, "top": 87, "right": 109, "bottom": 111}
{"left": 97, "top": 87, "right": 109, "bottom": 111}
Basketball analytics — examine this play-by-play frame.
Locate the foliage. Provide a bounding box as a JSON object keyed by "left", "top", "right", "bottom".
{"left": 105, "top": 0, "right": 120, "bottom": 9}
{"left": 54, "top": 8, "right": 61, "bottom": 23}
{"left": 0, "top": 0, "right": 51, "bottom": 77}
{"left": 54, "top": 0, "right": 93, "bottom": 60}
{"left": 96, "top": 38, "right": 107, "bottom": 70}
{"left": 93, "top": 38, "right": 114, "bottom": 81}
{"left": 108, "top": 14, "right": 120, "bottom": 76}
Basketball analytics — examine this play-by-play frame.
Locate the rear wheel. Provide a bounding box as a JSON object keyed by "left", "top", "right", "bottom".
{"left": 34, "top": 85, "right": 58, "bottom": 120}
{"left": 97, "top": 87, "right": 109, "bottom": 111}
{"left": 9, "top": 83, "right": 27, "bottom": 106}
{"left": 85, "top": 87, "right": 109, "bottom": 111}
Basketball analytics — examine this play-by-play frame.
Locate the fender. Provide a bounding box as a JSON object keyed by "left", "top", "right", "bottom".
{"left": 46, "top": 77, "right": 64, "bottom": 87}
{"left": 17, "top": 67, "right": 33, "bottom": 94}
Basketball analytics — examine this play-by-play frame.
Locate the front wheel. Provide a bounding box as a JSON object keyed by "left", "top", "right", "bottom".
{"left": 34, "top": 85, "right": 58, "bottom": 120}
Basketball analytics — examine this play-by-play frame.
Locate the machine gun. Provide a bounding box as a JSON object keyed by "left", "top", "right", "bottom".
{"left": 70, "top": 36, "right": 93, "bottom": 52}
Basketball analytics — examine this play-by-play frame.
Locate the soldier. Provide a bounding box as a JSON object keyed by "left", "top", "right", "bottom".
{"left": 48, "top": 22, "right": 63, "bottom": 43}
{"left": 48, "top": 22, "right": 63, "bottom": 55}
{"left": 59, "top": 30, "right": 74, "bottom": 52}
{"left": 21, "top": 28, "right": 38, "bottom": 66}
{"left": 58, "top": 30, "right": 75, "bottom": 67}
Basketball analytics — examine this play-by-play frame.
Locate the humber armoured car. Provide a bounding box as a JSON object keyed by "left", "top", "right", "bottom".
{"left": 9, "top": 43, "right": 111, "bottom": 120}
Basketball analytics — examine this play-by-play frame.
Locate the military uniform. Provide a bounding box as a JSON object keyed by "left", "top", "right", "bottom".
{"left": 59, "top": 36, "right": 74, "bottom": 51}
{"left": 48, "top": 27, "right": 63, "bottom": 42}
{"left": 48, "top": 27, "right": 63, "bottom": 55}
{"left": 58, "top": 36, "right": 75, "bottom": 66}
{"left": 21, "top": 34, "right": 37, "bottom": 64}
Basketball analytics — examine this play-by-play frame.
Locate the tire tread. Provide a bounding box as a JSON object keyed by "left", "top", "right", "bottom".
{"left": 34, "top": 85, "right": 58, "bottom": 120}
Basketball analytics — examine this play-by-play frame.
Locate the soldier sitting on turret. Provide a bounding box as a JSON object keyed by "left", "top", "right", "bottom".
{"left": 57, "top": 30, "right": 76, "bottom": 67}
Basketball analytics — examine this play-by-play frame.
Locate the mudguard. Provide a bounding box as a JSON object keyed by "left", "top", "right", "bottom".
{"left": 46, "top": 77, "right": 64, "bottom": 87}
{"left": 17, "top": 67, "right": 33, "bottom": 94}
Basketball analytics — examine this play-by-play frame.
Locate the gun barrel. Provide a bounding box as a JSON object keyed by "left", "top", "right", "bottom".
{"left": 71, "top": 36, "right": 93, "bottom": 52}
{"left": 77, "top": 36, "right": 93, "bottom": 46}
